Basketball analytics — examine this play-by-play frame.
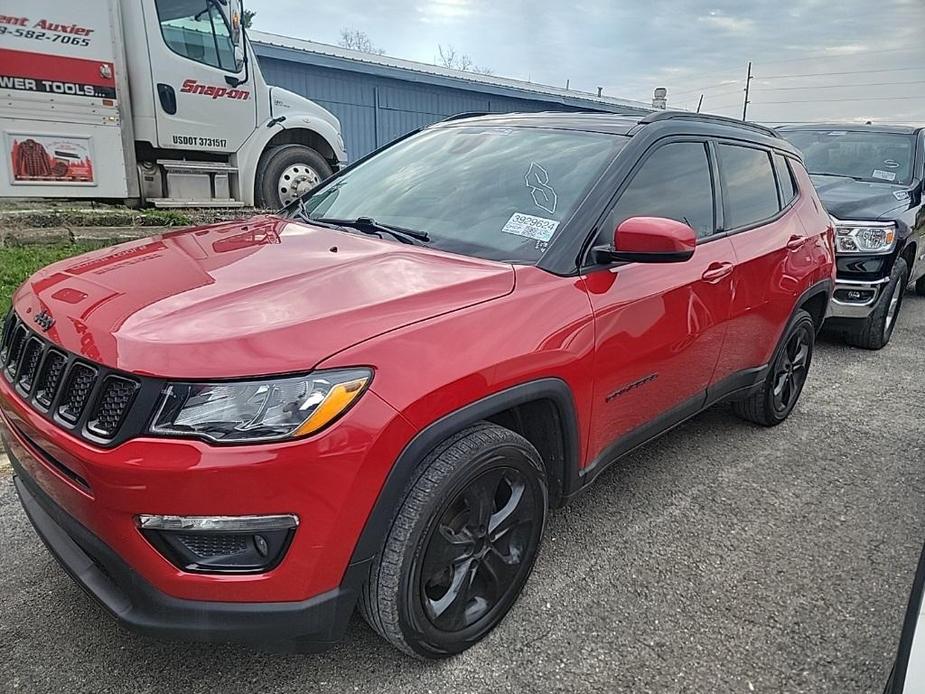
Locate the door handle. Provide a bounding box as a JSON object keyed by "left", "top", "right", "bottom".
{"left": 157, "top": 83, "right": 177, "bottom": 115}
{"left": 786, "top": 235, "right": 805, "bottom": 251}
{"left": 701, "top": 262, "right": 733, "bottom": 283}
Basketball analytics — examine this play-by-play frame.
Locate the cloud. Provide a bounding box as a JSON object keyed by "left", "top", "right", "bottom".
{"left": 245, "top": 0, "right": 925, "bottom": 123}
{"left": 698, "top": 13, "right": 756, "bottom": 33}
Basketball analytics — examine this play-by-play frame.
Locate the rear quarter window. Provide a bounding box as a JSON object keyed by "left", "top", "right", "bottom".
{"left": 773, "top": 153, "right": 798, "bottom": 205}
{"left": 718, "top": 144, "right": 781, "bottom": 230}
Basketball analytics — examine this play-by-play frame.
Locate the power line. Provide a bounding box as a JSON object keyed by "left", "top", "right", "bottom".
{"left": 747, "top": 95, "right": 925, "bottom": 105}
{"left": 761, "top": 65, "right": 919, "bottom": 79}
{"left": 754, "top": 46, "right": 920, "bottom": 67}
{"left": 753, "top": 79, "right": 925, "bottom": 92}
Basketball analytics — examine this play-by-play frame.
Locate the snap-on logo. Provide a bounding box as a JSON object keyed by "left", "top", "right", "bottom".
{"left": 180, "top": 79, "right": 249, "bottom": 100}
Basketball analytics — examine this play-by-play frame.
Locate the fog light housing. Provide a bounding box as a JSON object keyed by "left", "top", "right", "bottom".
{"left": 137, "top": 514, "right": 298, "bottom": 574}
{"left": 834, "top": 288, "right": 875, "bottom": 304}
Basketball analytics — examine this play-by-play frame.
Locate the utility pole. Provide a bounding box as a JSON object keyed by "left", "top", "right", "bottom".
{"left": 742, "top": 61, "right": 753, "bottom": 121}
{"left": 696, "top": 94, "right": 704, "bottom": 113}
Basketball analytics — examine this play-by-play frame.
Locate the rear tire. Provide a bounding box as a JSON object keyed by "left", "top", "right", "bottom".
{"left": 843, "top": 257, "right": 908, "bottom": 350}
{"left": 360, "top": 423, "right": 547, "bottom": 659}
{"left": 733, "top": 309, "right": 815, "bottom": 427}
{"left": 254, "top": 144, "right": 332, "bottom": 209}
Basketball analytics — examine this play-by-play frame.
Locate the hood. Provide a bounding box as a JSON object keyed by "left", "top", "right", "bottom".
{"left": 809, "top": 174, "right": 915, "bottom": 221}
{"left": 270, "top": 86, "right": 340, "bottom": 130}
{"left": 12, "top": 216, "right": 515, "bottom": 379}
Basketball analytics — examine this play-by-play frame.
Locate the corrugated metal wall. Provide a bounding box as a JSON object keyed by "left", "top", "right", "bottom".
{"left": 258, "top": 57, "right": 600, "bottom": 160}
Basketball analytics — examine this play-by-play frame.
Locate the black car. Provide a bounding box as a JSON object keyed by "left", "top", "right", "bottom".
{"left": 779, "top": 124, "right": 925, "bottom": 349}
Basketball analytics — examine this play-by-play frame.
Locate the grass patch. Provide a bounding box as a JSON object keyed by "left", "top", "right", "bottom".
{"left": 1, "top": 243, "right": 105, "bottom": 312}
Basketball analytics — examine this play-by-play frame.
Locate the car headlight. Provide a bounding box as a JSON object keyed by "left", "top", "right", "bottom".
{"left": 149, "top": 368, "right": 372, "bottom": 443}
{"left": 833, "top": 220, "right": 896, "bottom": 254}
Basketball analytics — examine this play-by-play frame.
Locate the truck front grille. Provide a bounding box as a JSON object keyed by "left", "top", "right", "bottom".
{"left": 0, "top": 310, "right": 157, "bottom": 447}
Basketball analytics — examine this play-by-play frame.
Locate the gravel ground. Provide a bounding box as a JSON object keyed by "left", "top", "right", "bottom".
{"left": 1, "top": 296, "right": 923, "bottom": 694}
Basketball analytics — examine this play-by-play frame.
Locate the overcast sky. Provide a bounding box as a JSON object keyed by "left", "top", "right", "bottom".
{"left": 246, "top": 0, "right": 924, "bottom": 124}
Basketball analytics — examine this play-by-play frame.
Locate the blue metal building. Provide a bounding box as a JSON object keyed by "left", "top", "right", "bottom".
{"left": 250, "top": 31, "right": 655, "bottom": 161}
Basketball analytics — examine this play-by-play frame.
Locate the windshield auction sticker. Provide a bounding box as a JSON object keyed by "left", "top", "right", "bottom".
{"left": 502, "top": 212, "right": 560, "bottom": 242}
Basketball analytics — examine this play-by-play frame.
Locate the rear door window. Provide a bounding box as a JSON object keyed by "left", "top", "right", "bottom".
{"left": 718, "top": 144, "right": 781, "bottom": 230}
{"left": 603, "top": 141, "right": 716, "bottom": 240}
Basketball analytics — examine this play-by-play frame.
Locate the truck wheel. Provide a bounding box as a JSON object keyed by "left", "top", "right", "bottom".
{"left": 843, "top": 257, "right": 908, "bottom": 350}
{"left": 732, "top": 309, "right": 815, "bottom": 427}
{"left": 255, "top": 144, "right": 332, "bottom": 209}
{"left": 360, "top": 423, "right": 547, "bottom": 659}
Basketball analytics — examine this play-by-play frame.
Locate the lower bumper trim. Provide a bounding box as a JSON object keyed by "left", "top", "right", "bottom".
{"left": 8, "top": 444, "right": 364, "bottom": 649}
{"left": 828, "top": 276, "right": 891, "bottom": 320}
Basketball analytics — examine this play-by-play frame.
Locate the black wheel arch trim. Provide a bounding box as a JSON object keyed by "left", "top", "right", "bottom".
{"left": 346, "top": 378, "right": 581, "bottom": 570}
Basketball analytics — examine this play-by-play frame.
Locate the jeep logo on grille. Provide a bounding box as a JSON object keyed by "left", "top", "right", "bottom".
{"left": 34, "top": 310, "right": 55, "bottom": 332}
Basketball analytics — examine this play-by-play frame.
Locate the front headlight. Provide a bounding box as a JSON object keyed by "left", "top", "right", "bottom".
{"left": 833, "top": 220, "right": 896, "bottom": 254}
{"left": 150, "top": 368, "right": 372, "bottom": 443}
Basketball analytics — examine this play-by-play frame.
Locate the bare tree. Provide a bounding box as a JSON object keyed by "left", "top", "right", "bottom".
{"left": 241, "top": 9, "right": 256, "bottom": 29}
{"left": 338, "top": 29, "right": 385, "bottom": 55}
{"left": 437, "top": 44, "right": 493, "bottom": 75}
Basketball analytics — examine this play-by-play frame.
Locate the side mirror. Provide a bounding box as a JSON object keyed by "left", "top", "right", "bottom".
{"left": 592, "top": 216, "right": 696, "bottom": 264}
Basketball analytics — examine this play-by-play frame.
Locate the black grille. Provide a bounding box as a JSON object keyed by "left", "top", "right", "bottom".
{"left": 177, "top": 534, "right": 249, "bottom": 558}
{"left": 58, "top": 363, "right": 96, "bottom": 424}
{"left": 34, "top": 350, "right": 66, "bottom": 408}
{"left": 17, "top": 337, "right": 44, "bottom": 392}
{"left": 87, "top": 377, "right": 138, "bottom": 437}
{"left": 0, "top": 310, "right": 148, "bottom": 445}
{"left": 5, "top": 325, "right": 27, "bottom": 377}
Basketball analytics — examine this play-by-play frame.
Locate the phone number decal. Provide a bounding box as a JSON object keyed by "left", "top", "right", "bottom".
{"left": 0, "top": 26, "right": 91, "bottom": 46}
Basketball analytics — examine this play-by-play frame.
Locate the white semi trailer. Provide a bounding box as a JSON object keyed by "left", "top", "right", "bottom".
{"left": 0, "top": 0, "right": 346, "bottom": 207}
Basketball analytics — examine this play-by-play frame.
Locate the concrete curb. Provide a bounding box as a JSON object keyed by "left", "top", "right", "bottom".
{"left": 2, "top": 226, "right": 161, "bottom": 246}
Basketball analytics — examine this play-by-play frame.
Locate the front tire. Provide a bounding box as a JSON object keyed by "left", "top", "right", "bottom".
{"left": 733, "top": 309, "right": 815, "bottom": 427}
{"left": 843, "top": 257, "right": 908, "bottom": 350}
{"left": 254, "top": 144, "right": 332, "bottom": 209}
{"left": 360, "top": 423, "right": 548, "bottom": 659}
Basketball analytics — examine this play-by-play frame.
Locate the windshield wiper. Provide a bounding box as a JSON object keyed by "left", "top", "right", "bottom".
{"left": 808, "top": 172, "right": 870, "bottom": 183}
{"left": 316, "top": 217, "right": 430, "bottom": 244}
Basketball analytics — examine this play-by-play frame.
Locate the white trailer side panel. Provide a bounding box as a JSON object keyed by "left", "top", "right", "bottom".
{"left": 0, "top": 1, "right": 132, "bottom": 198}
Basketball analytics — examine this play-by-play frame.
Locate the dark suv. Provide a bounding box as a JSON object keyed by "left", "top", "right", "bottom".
{"left": 779, "top": 124, "right": 925, "bottom": 349}
{"left": 2, "top": 111, "right": 834, "bottom": 658}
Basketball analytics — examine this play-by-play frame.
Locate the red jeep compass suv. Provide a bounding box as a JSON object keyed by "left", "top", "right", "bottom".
{"left": 1, "top": 111, "right": 835, "bottom": 658}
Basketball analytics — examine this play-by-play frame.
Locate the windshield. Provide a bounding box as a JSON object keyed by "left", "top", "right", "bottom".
{"left": 296, "top": 125, "right": 626, "bottom": 263}
{"left": 781, "top": 129, "right": 916, "bottom": 185}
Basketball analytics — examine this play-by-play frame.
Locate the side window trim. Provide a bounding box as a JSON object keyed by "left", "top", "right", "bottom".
{"left": 714, "top": 139, "right": 786, "bottom": 236}
{"left": 705, "top": 140, "right": 725, "bottom": 240}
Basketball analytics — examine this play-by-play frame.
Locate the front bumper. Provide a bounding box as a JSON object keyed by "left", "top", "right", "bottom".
{"left": 0, "top": 366, "right": 415, "bottom": 643}
{"left": 828, "top": 276, "right": 892, "bottom": 319}
{"left": 9, "top": 450, "right": 363, "bottom": 647}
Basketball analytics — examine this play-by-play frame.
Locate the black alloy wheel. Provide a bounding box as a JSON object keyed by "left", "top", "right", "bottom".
{"left": 360, "top": 423, "right": 547, "bottom": 658}
{"left": 732, "top": 308, "right": 815, "bottom": 427}
{"left": 771, "top": 323, "right": 812, "bottom": 417}
{"left": 418, "top": 466, "right": 538, "bottom": 632}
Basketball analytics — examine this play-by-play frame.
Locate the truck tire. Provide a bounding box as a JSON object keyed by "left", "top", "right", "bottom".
{"left": 732, "top": 309, "right": 815, "bottom": 427}
{"left": 255, "top": 144, "right": 332, "bottom": 209}
{"left": 843, "top": 257, "right": 908, "bottom": 350}
{"left": 360, "top": 422, "right": 547, "bottom": 659}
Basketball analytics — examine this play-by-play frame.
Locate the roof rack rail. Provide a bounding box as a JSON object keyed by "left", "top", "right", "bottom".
{"left": 638, "top": 111, "right": 780, "bottom": 138}
{"left": 440, "top": 112, "right": 491, "bottom": 123}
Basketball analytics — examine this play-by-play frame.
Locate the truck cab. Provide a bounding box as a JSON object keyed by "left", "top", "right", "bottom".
{"left": 0, "top": 0, "right": 346, "bottom": 207}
